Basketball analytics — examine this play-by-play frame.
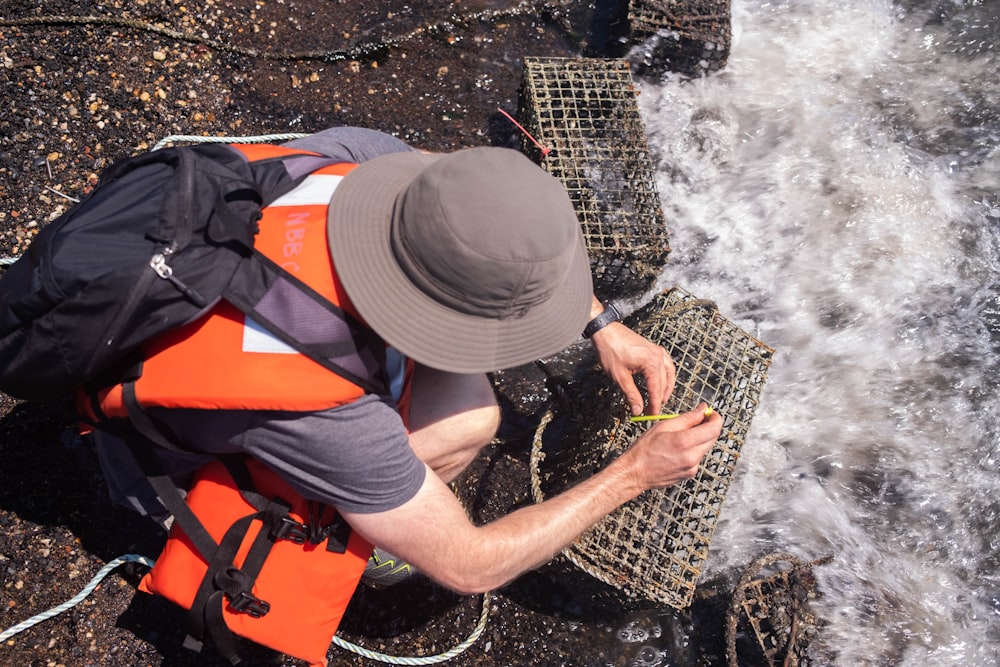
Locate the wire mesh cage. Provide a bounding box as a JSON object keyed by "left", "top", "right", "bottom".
{"left": 628, "top": 0, "right": 732, "bottom": 76}
{"left": 516, "top": 57, "right": 670, "bottom": 303}
{"left": 726, "top": 553, "right": 832, "bottom": 667}
{"left": 530, "top": 287, "right": 774, "bottom": 608}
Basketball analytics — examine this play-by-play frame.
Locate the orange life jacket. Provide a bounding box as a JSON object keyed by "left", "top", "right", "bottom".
{"left": 86, "top": 143, "right": 386, "bottom": 419}
{"left": 117, "top": 144, "right": 385, "bottom": 666}
{"left": 138, "top": 456, "right": 373, "bottom": 667}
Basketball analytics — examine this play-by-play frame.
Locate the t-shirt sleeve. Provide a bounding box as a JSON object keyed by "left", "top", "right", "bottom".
{"left": 282, "top": 127, "right": 416, "bottom": 163}
{"left": 241, "top": 395, "right": 427, "bottom": 514}
{"left": 154, "top": 394, "right": 426, "bottom": 514}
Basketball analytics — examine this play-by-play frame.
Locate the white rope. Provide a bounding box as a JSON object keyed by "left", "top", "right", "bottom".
{"left": 0, "top": 551, "right": 490, "bottom": 664}
{"left": 329, "top": 592, "right": 492, "bottom": 665}
{"left": 0, "top": 132, "right": 313, "bottom": 264}
{"left": 0, "top": 554, "right": 155, "bottom": 643}
{"left": 151, "top": 132, "right": 311, "bottom": 151}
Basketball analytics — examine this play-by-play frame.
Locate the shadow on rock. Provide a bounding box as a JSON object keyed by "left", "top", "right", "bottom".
{"left": 0, "top": 399, "right": 165, "bottom": 566}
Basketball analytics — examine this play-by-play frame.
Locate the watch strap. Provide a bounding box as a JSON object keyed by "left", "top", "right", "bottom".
{"left": 582, "top": 302, "right": 622, "bottom": 338}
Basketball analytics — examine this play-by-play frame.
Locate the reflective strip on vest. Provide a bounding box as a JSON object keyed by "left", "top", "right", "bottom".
{"left": 242, "top": 173, "right": 346, "bottom": 356}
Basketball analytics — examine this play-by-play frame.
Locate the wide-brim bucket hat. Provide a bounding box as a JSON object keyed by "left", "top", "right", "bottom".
{"left": 327, "top": 146, "right": 593, "bottom": 373}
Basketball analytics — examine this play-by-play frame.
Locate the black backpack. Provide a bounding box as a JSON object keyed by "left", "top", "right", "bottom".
{"left": 0, "top": 142, "right": 385, "bottom": 403}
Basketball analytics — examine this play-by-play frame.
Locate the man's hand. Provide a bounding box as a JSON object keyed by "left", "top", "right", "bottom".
{"left": 622, "top": 403, "right": 722, "bottom": 488}
{"left": 591, "top": 320, "right": 676, "bottom": 416}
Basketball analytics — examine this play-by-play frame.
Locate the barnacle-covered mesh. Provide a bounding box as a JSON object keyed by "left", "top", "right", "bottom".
{"left": 726, "top": 553, "right": 832, "bottom": 666}
{"left": 628, "top": 0, "right": 732, "bottom": 76}
{"left": 516, "top": 57, "right": 670, "bottom": 303}
{"left": 530, "top": 287, "right": 774, "bottom": 608}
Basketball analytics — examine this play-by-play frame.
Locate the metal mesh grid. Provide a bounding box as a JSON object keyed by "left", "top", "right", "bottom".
{"left": 726, "top": 553, "right": 831, "bottom": 667}
{"left": 743, "top": 575, "right": 797, "bottom": 663}
{"left": 517, "top": 57, "right": 670, "bottom": 303}
{"left": 531, "top": 287, "right": 774, "bottom": 608}
{"left": 628, "top": 0, "right": 732, "bottom": 75}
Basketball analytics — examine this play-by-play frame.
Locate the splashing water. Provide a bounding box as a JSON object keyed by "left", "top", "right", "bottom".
{"left": 637, "top": 0, "right": 1000, "bottom": 663}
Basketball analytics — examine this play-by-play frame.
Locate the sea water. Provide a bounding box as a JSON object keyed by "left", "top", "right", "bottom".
{"left": 636, "top": 0, "right": 999, "bottom": 663}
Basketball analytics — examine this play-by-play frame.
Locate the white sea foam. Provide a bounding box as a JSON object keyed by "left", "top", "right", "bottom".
{"left": 639, "top": 0, "right": 1000, "bottom": 662}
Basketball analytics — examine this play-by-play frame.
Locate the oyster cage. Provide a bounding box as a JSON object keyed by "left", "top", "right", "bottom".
{"left": 628, "top": 0, "right": 732, "bottom": 76}
{"left": 726, "top": 553, "right": 833, "bottom": 667}
{"left": 516, "top": 57, "right": 670, "bottom": 303}
{"left": 530, "top": 287, "right": 774, "bottom": 608}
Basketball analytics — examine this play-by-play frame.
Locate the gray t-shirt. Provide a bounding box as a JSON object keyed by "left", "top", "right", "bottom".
{"left": 96, "top": 128, "right": 426, "bottom": 517}
{"left": 283, "top": 126, "right": 414, "bottom": 164}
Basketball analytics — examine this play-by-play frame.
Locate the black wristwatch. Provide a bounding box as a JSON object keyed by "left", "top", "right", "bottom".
{"left": 582, "top": 302, "right": 622, "bottom": 338}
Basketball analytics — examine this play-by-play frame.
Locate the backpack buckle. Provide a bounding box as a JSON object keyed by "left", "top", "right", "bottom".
{"left": 228, "top": 591, "right": 271, "bottom": 618}
{"left": 271, "top": 516, "right": 309, "bottom": 544}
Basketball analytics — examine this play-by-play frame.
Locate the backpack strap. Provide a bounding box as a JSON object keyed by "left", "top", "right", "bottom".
{"left": 118, "top": 386, "right": 219, "bottom": 561}
{"left": 223, "top": 249, "right": 389, "bottom": 396}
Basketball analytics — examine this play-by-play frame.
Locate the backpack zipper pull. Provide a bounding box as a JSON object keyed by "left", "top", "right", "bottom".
{"left": 150, "top": 252, "right": 209, "bottom": 307}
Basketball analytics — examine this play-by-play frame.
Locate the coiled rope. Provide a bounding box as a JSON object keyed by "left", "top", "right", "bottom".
{"left": 0, "top": 552, "right": 491, "bottom": 664}
{"left": 330, "top": 592, "right": 493, "bottom": 665}
{"left": 0, "top": 554, "right": 155, "bottom": 643}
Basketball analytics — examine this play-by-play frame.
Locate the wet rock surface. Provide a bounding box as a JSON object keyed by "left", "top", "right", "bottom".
{"left": 1, "top": 1, "right": 738, "bottom": 665}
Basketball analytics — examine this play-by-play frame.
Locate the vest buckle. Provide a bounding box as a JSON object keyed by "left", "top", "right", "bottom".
{"left": 271, "top": 516, "right": 310, "bottom": 544}
{"left": 228, "top": 591, "right": 271, "bottom": 618}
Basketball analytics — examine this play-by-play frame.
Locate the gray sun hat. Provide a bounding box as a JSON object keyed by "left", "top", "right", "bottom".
{"left": 327, "top": 146, "right": 593, "bottom": 373}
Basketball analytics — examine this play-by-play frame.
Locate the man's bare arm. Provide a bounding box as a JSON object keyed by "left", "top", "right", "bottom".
{"left": 341, "top": 404, "right": 721, "bottom": 594}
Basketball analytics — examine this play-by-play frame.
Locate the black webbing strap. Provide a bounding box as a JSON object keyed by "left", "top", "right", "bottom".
{"left": 187, "top": 512, "right": 260, "bottom": 663}
{"left": 219, "top": 456, "right": 348, "bottom": 547}
{"left": 324, "top": 514, "right": 353, "bottom": 554}
{"left": 222, "top": 249, "right": 389, "bottom": 396}
{"left": 122, "top": 381, "right": 192, "bottom": 454}
{"left": 119, "top": 382, "right": 219, "bottom": 562}
{"left": 192, "top": 498, "right": 293, "bottom": 664}
{"left": 218, "top": 456, "right": 270, "bottom": 513}
{"left": 235, "top": 498, "right": 291, "bottom": 588}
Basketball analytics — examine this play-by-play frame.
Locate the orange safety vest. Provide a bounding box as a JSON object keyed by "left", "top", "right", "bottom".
{"left": 139, "top": 457, "right": 373, "bottom": 667}
{"left": 86, "top": 142, "right": 385, "bottom": 419}
{"left": 112, "top": 144, "right": 386, "bottom": 666}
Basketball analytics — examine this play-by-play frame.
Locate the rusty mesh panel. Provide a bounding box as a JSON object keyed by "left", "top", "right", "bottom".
{"left": 628, "top": 0, "right": 732, "bottom": 75}
{"left": 516, "top": 57, "right": 670, "bottom": 303}
{"left": 531, "top": 287, "right": 774, "bottom": 608}
{"left": 726, "top": 553, "right": 832, "bottom": 667}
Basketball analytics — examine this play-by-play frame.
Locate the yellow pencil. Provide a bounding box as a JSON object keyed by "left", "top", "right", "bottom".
{"left": 629, "top": 413, "right": 679, "bottom": 422}
{"left": 629, "top": 407, "right": 713, "bottom": 422}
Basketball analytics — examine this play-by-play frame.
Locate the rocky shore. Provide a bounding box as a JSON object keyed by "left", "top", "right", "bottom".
{"left": 1, "top": 2, "right": 738, "bottom": 665}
